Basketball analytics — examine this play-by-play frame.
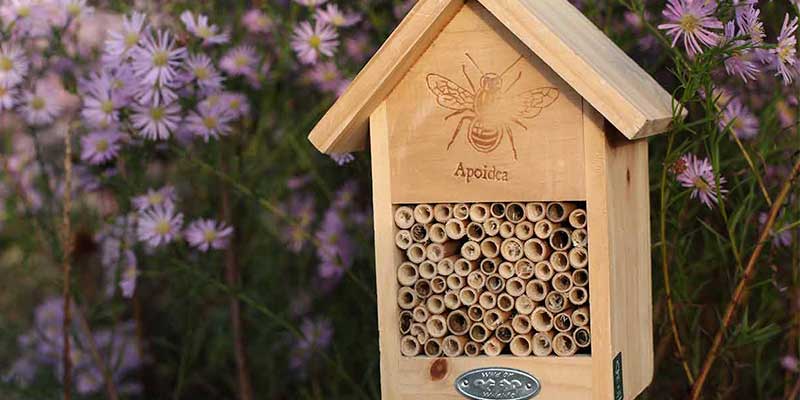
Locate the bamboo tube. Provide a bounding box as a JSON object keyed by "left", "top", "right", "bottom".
{"left": 478, "top": 292, "right": 497, "bottom": 310}
{"left": 454, "top": 258, "right": 478, "bottom": 277}
{"left": 437, "top": 256, "right": 457, "bottom": 276}
{"left": 506, "top": 277, "right": 526, "bottom": 297}
{"left": 510, "top": 334, "right": 532, "bottom": 356}
{"left": 466, "top": 222, "right": 486, "bottom": 242}
{"left": 497, "top": 293, "right": 515, "bottom": 312}
{"left": 490, "top": 203, "right": 507, "bottom": 219}
{"left": 505, "top": 202, "right": 526, "bottom": 224}
{"left": 532, "top": 331, "right": 554, "bottom": 356}
{"left": 531, "top": 307, "right": 554, "bottom": 332}
{"left": 484, "top": 310, "right": 511, "bottom": 329}
{"left": 572, "top": 269, "right": 589, "bottom": 287}
{"left": 553, "top": 333, "right": 578, "bottom": 356}
{"left": 480, "top": 257, "right": 500, "bottom": 275}
{"left": 569, "top": 247, "right": 588, "bottom": 269}
{"left": 569, "top": 287, "right": 589, "bottom": 306}
{"left": 526, "top": 279, "right": 548, "bottom": 302}
{"left": 554, "top": 312, "right": 573, "bottom": 333}
{"left": 413, "top": 305, "right": 429, "bottom": 323}
{"left": 468, "top": 305, "right": 485, "bottom": 322}
{"left": 431, "top": 276, "right": 447, "bottom": 294}
{"left": 398, "top": 287, "right": 421, "bottom": 310}
{"left": 414, "top": 280, "right": 432, "bottom": 299}
{"left": 573, "top": 327, "right": 591, "bottom": 348}
{"left": 552, "top": 272, "right": 574, "bottom": 293}
{"left": 515, "top": 221, "right": 535, "bottom": 241}
{"left": 426, "top": 315, "right": 448, "bottom": 338}
{"left": 428, "top": 242, "right": 458, "bottom": 263}
{"left": 424, "top": 338, "right": 443, "bottom": 357}
{"left": 469, "top": 203, "right": 490, "bottom": 222}
{"left": 414, "top": 204, "right": 434, "bottom": 224}
{"left": 400, "top": 311, "right": 413, "bottom": 335}
{"left": 444, "top": 292, "right": 461, "bottom": 310}
{"left": 397, "top": 262, "right": 419, "bottom": 287}
{"left": 410, "top": 323, "right": 429, "bottom": 343}
{"left": 445, "top": 219, "right": 466, "bottom": 240}
{"left": 464, "top": 341, "right": 481, "bottom": 357}
{"left": 433, "top": 204, "right": 453, "bottom": 223}
{"left": 395, "top": 230, "right": 413, "bottom": 250}
{"left": 429, "top": 223, "right": 448, "bottom": 244}
{"left": 534, "top": 220, "right": 555, "bottom": 239}
{"left": 446, "top": 275, "right": 465, "bottom": 291}
{"left": 486, "top": 274, "right": 505, "bottom": 294}
{"left": 483, "top": 217, "right": 501, "bottom": 237}
{"left": 480, "top": 237, "right": 502, "bottom": 258}
{"left": 469, "top": 323, "right": 490, "bottom": 343}
{"left": 427, "top": 295, "right": 446, "bottom": 315}
{"left": 459, "top": 287, "right": 478, "bottom": 306}
{"left": 550, "top": 251, "right": 570, "bottom": 272}
{"left": 515, "top": 259, "right": 535, "bottom": 279}
{"left": 447, "top": 310, "right": 472, "bottom": 336}
{"left": 534, "top": 261, "right": 554, "bottom": 281}
{"left": 394, "top": 206, "right": 415, "bottom": 229}
{"left": 483, "top": 337, "right": 504, "bottom": 356}
{"left": 460, "top": 241, "right": 482, "bottom": 261}
{"left": 418, "top": 261, "right": 437, "bottom": 280}
{"left": 512, "top": 314, "right": 533, "bottom": 335}
{"left": 401, "top": 335, "right": 421, "bottom": 357}
{"left": 572, "top": 307, "right": 590, "bottom": 327}
{"left": 467, "top": 271, "right": 486, "bottom": 290}
{"left": 571, "top": 229, "right": 588, "bottom": 247}
{"left": 407, "top": 243, "right": 427, "bottom": 264}
{"left": 411, "top": 223, "right": 430, "bottom": 243}
{"left": 546, "top": 202, "right": 576, "bottom": 223}
{"left": 453, "top": 336, "right": 476, "bottom": 356}
{"left": 496, "top": 323, "right": 515, "bottom": 344}
{"left": 549, "top": 228, "right": 572, "bottom": 251}
{"left": 515, "top": 295, "right": 535, "bottom": 315}
{"left": 499, "top": 221, "right": 516, "bottom": 239}
{"left": 498, "top": 262, "right": 515, "bottom": 279}
{"left": 500, "top": 238, "right": 524, "bottom": 262}
{"left": 525, "top": 202, "right": 547, "bottom": 222}
{"left": 545, "top": 291, "right": 568, "bottom": 313}
{"left": 453, "top": 203, "right": 470, "bottom": 221}
{"left": 524, "top": 238, "right": 551, "bottom": 262}
{"left": 568, "top": 208, "right": 587, "bottom": 229}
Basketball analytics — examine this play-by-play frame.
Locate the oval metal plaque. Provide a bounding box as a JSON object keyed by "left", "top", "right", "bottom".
{"left": 455, "top": 367, "right": 541, "bottom": 400}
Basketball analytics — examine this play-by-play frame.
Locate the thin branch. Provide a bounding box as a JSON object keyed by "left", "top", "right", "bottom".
{"left": 73, "top": 306, "right": 119, "bottom": 400}
{"left": 690, "top": 157, "right": 800, "bottom": 399}
{"left": 61, "top": 128, "right": 73, "bottom": 400}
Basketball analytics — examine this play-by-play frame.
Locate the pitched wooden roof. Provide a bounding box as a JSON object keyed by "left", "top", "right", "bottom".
{"left": 308, "top": 0, "right": 681, "bottom": 154}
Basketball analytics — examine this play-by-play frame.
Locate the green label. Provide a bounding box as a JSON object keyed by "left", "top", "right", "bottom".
{"left": 613, "top": 353, "right": 624, "bottom": 400}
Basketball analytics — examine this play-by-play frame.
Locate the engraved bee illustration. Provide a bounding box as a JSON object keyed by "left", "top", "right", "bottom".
{"left": 426, "top": 53, "right": 560, "bottom": 160}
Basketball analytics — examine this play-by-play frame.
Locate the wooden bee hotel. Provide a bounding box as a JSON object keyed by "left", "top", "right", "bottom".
{"left": 307, "top": 0, "right": 682, "bottom": 399}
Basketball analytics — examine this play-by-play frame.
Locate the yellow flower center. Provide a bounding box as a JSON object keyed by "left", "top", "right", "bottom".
{"left": 0, "top": 86, "right": 6, "bottom": 96}
{"left": 147, "top": 193, "right": 163, "bottom": 205}
{"left": 234, "top": 55, "right": 249, "bottom": 68}
{"left": 197, "top": 26, "right": 213, "bottom": 39}
{"left": 693, "top": 177, "right": 709, "bottom": 192}
{"left": 202, "top": 116, "right": 218, "bottom": 129}
{"left": 67, "top": 3, "right": 81, "bottom": 17}
{"left": 0, "top": 56, "right": 13, "bottom": 72}
{"left": 308, "top": 35, "right": 322, "bottom": 49}
{"left": 149, "top": 106, "right": 164, "bottom": 121}
{"left": 18, "top": 6, "right": 31, "bottom": 18}
{"left": 124, "top": 32, "right": 140, "bottom": 48}
{"left": 323, "top": 71, "right": 337, "bottom": 82}
{"left": 332, "top": 16, "right": 345, "bottom": 26}
{"left": 152, "top": 50, "right": 169, "bottom": 67}
{"left": 31, "top": 96, "right": 45, "bottom": 110}
{"left": 194, "top": 66, "right": 209, "bottom": 80}
{"left": 155, "top": 219, "right": 171, "bottom": 235}
{"left": 95, "top": 139, "right": 109, "bottom": 152}
{"left": 203, "top": 228, "right": 217, "bottom": 242}
{"left": 101, "top": 100, "right": 114, "bottom": 114}
{"left": 679, "top": 14, "right": 699, "bottom": 33}
{"left": 229, "top": 98, "right": 240, "bottom": 109}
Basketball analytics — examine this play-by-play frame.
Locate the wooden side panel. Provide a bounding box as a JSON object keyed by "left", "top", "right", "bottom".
{"left": 386, "top": 1, "right": 585, "bottom": 204}
{"left": 584, "top": 102, "right": 653, "bottom": 400}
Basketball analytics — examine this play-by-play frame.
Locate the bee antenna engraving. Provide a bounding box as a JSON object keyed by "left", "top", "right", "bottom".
{"left": 500, "top": 56, "right": 525, "bottom": 78}
{"left": 465, "top": 53, "right": 484, "bottom": 75}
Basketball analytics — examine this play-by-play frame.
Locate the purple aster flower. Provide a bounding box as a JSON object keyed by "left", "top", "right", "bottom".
{"left": 719, "top": 98, "right": 758, "bottom": 140}
{"left": 119, "top": 250, "right": 138, "bottom": 298}
{"left": 219, "top": 45, "right": 258, "bottom": 78}
{"left": 242, "top": 9, "right": 272, "bottom": 34}
{"left": 80, "top": 71, "right": 123, "bottom": 129}
{"left": 290, "top": 317, "right": 333, "bottom": 371}
{"left": 316, "top": 4, "right": 361, "bottom": 28}
{"left": 186, "top": 101, "right": 234, "bottom": 142}
{"left": 80, "top": 130, "right": 123, "bottom": 165}
{"left": 0, "top": 84, "right": 18, "bottom": 110}
{"left": 221, "top": 92, "right": 250, "bottom": 119}
{"left": 180, "top": 11, "right": 229, "bottom": 45}
{"left": 736, "top": 5, "right": 764, "bottom": 45}
{"left": 183, "top": 53, "right": 224, "bottom": 93}
{"left": 0, "top": 43, "right": 28, "bottom": 87}
{"left": 345, "top": 33, "right": 372, "bottom": 63}
{"left": 103, "top": 12, "right": 148, "bottom": 64}
{"left": 60, "top": 0, "right": 94, "bottom": 21}
{"left": 294, "top": 0, "right": 328, "bottom": 7}
{"left": 130, "top": 100, "right": 181, "bottom": 140}
{"left": 184, "top": 219, "right": 233, "bottom": 251}
{"left": 130, "top": 29, "right": 187, "bottom": 87}
{"left": 770, "top": 15, "right": 798, "bottom": 85}
{"left": 291, "top": 21, "right": 338, "bottom": 65}
{"left": 137, "top": 204, "right": 184, "bottom": 247}
{"left": 281, "top": 193, "right": 315, "bottom": 252}
{"left": 309, "top": 61, "right": 348, "bottom": 94}
{"left": 315, "top": 207, "right": 355, "bottom": 283}
{"left": 20, "top": 82, "right": 63, "bottom": 126}
{"left": 759, "top": 212, "right": 793, "bottom": 248}
{"left": 658, "top": 0, "right": 723, "bottom": 56}
{"left": 675, "top": 153, "right": 727, "bottom": 209}
{"left": 723, "top": 22, "right": 759, "bottom": 82}
{"left": 330, "top": 153, "right": 354, "bottom": 166}
{"left": 132, "top": 186, "right": 177, "bottom": 211}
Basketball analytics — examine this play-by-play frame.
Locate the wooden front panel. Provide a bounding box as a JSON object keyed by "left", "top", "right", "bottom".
{"left": 385, "top": 1, "right": 585, "bottom": 204}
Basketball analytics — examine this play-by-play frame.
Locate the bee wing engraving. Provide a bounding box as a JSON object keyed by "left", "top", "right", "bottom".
{"left": 513, "top": 87, "right": 560, "bottom": 119}
{"left": 426, "top": 74, "right": 475, "bottom": 111}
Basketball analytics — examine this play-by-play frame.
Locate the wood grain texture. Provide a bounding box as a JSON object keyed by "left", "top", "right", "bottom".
{"left": 386, "top": 2, "right": 586, "bottom": 204}
{"left": 309, "top": 0, "right": 464, "bottom": 154}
